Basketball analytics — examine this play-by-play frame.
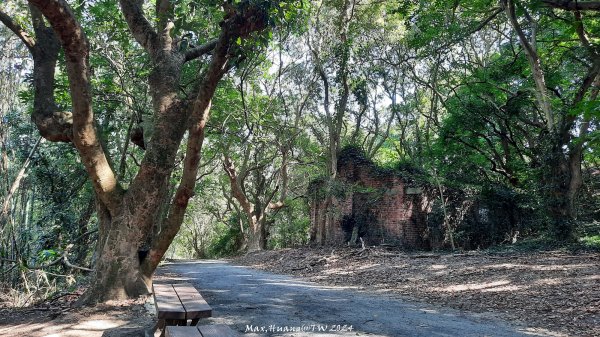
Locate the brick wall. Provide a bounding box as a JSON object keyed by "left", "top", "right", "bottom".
{"left": 310, "top": 161, "right": 431, "bottom": 249}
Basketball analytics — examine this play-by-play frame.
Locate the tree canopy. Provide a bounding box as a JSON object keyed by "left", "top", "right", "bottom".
{"left": 1, "top": 0, "right": 598, "bottom": 305}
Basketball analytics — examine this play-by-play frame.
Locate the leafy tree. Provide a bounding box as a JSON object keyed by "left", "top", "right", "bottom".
{"left": 0, "top": 0, "right": 301, "bottom": 303}
{"left": 393, "top": 0, "right": 600, "bottom": 241}
{"left": 500, "top": 0, "right": 600, "bottom": 240}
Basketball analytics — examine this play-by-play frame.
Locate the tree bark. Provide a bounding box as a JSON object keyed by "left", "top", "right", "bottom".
{"left": 504, "top": 0, "right": 554, "bottom": 130}
{"left": 247, "top": 216, "right": 267, "bottom": 251}
{"left": 140, "top": 26, "right": 234, "bottom": 274}
{"left": 86, "top": 0, "right": 269, "bottom": 301}
{"left": 222, "top": 155, "right": 269, "bottom": 252}
{"left": 0, "top": 6, "right": 72, "bottom": 142}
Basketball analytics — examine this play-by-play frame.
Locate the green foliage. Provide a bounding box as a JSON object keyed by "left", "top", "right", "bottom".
{"left": 37, "top": 249, "right": 58, "bottom": 262}
{"left": 403, "top": 0, "right": 499, "bottom": 54}
{"left": 580, "top": 235, "right": 600, "bottom": 250}
{"left": 2, "top": 0, "right": 599, "bottom": 303}
{"left": 268, "top": 197, "right": 311, "bottom": 249}
{"left": 208, "top": 216, "right": 243, "bottom": 257}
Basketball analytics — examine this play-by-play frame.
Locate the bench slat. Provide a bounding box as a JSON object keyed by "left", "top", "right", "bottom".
{"left": 197, "top": 324, "right": 238, "bottom": 337}
{"left": 165, "top": 326, "right": 202, "bottom": 337}
{"left": 154, "top": 284, "right": 186, "bottom": 320}
{"left": 173, "top": 283, "right": 212, "bottom": 320}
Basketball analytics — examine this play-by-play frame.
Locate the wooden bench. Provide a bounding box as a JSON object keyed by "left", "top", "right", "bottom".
{"left": 153, "top": 283, "right": 212, "bottom": 327}
{"left": 165, "top": 325, "right": 238, "bottom": 337}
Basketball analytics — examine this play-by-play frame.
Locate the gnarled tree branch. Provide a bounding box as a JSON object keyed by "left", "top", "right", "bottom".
{"left": 118, "top": 0, "right": 158, "bottom": 53}
{"left": 223, "top": 155, "right": 254, "bottom": 216}
{"left": 0, "top": 9, "right": 36, "bottom": 51}
{"left": 141, "top": 2, "right": 271, "bottom": 272}
{"left": 0, "top": 6, "right": 74, "bottom": 142}
{"left": 503, "top": 0, "right": 555, "bottom": 131}
{"left": 28, "top": 0, "right": 123, "bottom": 213}
{"left": 184, "top": 39, "right": 218, "bottom": 62}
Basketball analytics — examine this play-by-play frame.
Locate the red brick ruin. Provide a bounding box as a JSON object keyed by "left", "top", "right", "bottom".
{"left": 309, "top": 149, "right": 434, "bottom": 249}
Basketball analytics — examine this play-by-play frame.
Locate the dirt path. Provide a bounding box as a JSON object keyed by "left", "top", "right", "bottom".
{"left": 2, "top": 248, "right": 594, "bottom": 337}
{"left": 156, "top": 260, "right": 550, "bottom": 337}
{"left": 234, "top": 247, "right": 599, "bottom": 337}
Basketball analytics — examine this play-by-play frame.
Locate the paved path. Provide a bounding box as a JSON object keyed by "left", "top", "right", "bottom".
{"left": 156, "top": 260, "right": 547, "bottom": 337}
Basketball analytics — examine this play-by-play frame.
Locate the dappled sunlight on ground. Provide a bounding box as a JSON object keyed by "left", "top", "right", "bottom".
{"left": 0, "top": 300, "right": 154, "bottom": 337}
{"left": 71, "top": 319, "right": 126, "bottom": 330}
{"left": 431, "top": 279, "right": 524, "bottom": 292}
{"left": 482, "top": 262, "right": 595, "bottom": 272}
{"left": 8, "top": 319, "right": 129, "bottom": 337}
{"left": 428, "top": 264, "right": 447, "bottom": 270}
{"left": 235, "top": 247, "right": 600, "bottom": 337}
{"left": 0, "top": 319, "right": 129, "bottom": 337}
{"left": 260, "top": 280, "right": 360, "bottom": 291}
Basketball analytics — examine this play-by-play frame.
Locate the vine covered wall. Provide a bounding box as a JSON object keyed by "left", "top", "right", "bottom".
{"left": 309, "top": 148, "right": 435, "bottom": 248}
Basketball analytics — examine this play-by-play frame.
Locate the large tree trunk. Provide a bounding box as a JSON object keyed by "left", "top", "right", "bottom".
{"left": 247, "top": 216, "right": 267, "bottom": 252}
{"left": 544, "top": 70, "right": 599, "bottom": 242}
{"left": 84, "top": 216, "right": 152, "bottom": 301}
{"left": 544, "top": 142, "right": 576, "bottom": 241}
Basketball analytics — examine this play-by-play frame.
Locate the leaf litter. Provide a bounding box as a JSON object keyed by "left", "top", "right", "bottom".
{"left": 234, "top": 247, "right": 599, "bottom": 337}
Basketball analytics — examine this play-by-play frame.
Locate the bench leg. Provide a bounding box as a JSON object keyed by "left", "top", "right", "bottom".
{"left": 155, "top": 318, "right": 187, "bottom": 336}
{"left": 159, "top": 320, "right": 174, "bottom": 337}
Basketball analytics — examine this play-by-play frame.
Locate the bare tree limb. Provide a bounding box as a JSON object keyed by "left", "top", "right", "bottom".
{"left": 0, "top": 10, "right": 36, "bottom": 51}
{"left": 0, "top": 137, "right": 43, "bottom": 231}
{"left": 503, "top": 0, "right": 555, "bottom": 131}
{"left": 184, "top": 39, "right": 218, "bottom": 62}
{"left": 63, "top": 253, "right": 94, "bottom": 272}
{"left": 118, "top": 0, "right": 158, "bottom": 53}
{"left": 156, "top": 0, "right": 174, "bottom": 51}
{"left": 1, "top": 243, "right": 93, "bottom": 272}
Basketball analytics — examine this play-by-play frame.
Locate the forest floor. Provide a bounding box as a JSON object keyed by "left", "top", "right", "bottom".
{"left": 234, "top": 246, "right": 599, "bottom": 337}
{"left": 0, "top": 297, "right": 155, "bottom": 337}
{"left": 0, "top": 247, "right": 597, "bottom": 336}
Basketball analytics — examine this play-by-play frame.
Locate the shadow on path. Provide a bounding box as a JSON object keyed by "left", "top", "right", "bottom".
{"left": 156, "top": 260, "right": 550, "bottom": 337}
